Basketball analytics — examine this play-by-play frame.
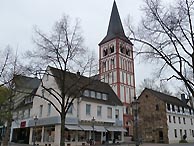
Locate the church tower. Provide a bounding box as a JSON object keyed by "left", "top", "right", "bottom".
{"left": 99, "top": 1, "right": 136, "bottom": 135}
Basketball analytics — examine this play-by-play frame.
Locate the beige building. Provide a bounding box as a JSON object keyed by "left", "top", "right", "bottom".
{"left": 138, "top": 88, "right": 194, "bottom": 144}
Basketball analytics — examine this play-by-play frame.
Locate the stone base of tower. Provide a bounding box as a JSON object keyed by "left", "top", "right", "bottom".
{"left": 123, "top": 114, "right": 133, "bottom": 137}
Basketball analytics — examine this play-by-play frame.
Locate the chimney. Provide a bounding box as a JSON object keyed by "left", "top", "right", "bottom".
{"left": 181, "top": 94, "right": 188, "bottom": 104}
{"left": 77, "top": 71, "right": 80, "bottom": 76}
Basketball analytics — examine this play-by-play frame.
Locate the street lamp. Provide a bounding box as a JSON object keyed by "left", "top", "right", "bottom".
{"left": 33, "top": 116, "right": 38, "bottom": 146}
{"left": 132, "top": 97, "right": 140, "bottom": 146}
{"left": 91, "top": 117, "right": 95, "bottom": 145}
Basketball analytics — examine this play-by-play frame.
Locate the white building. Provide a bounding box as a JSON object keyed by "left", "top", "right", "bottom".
{"left": 28, "top": 66, "right": 126, "bottom": 146}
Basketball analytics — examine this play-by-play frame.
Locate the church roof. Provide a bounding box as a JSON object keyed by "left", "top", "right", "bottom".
{"left": 99, "top": 1, "right": 132, "bottom": 45}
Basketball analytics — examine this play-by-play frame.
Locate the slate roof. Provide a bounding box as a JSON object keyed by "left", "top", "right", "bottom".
{"left": 49, "top": 66, "right": 123, "bottom": 106}
{"left": 142, "top": 88, "right": 192, "bottom": 109}
{"left": 99, "top": 1, "right": 132, "bottom": 45}
{"left": 13, "top": 75, "right": 41, "bottom": 109}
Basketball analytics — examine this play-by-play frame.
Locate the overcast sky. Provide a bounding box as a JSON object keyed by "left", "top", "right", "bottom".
{"left": 0, "top": 0, "right": 158, "bottom": 90}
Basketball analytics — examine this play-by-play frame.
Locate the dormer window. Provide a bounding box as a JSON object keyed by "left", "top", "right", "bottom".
{"left": 172, "top": 105, "right": 175, "bottom": 111}
{"left": 83, "top": 90, "right": 90, "bottom": 97}
{"left": 102, "top": 93, "right": 108, "bottom": 100}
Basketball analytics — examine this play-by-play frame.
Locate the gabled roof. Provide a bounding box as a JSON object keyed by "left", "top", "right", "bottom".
{"left": 14, "top": 75, "right": 41, "bottom": 89}
{"left": 99, "top": 1, "right": 132, "bottom": 45}
{"left": 49, "top": 66, "right": 123, "bottom": 106}
{"left": 141, "top": 88, "right": 191, "bottom": 109}
{"left": 13, "top": 75, "right": 41, "bottom": 109}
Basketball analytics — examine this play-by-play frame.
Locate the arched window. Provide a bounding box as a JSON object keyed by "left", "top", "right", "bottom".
{"left": 110, "top": 45, "right": 114, "bottom": 53}
{"left": 103, "top": 48, "right": 108, "bottom": 56}
{"left": 126, "top": 48, "right": 130, "bottom": 56}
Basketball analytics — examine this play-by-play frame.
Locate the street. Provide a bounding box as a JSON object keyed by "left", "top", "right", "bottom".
{"left": 6, "top": 142, "right": 194, "bottom": 146}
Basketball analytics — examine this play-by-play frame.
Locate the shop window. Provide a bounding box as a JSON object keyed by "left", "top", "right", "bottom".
{"left": 43, "top": 125, "right": 55, "bottom": 142}
{"left": 32, "top": 127, "right": 42, "bottom": 142}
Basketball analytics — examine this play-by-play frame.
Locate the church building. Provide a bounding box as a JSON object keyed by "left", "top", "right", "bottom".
{"left": 98, "top": 1, "right": 136, "bottom": 136}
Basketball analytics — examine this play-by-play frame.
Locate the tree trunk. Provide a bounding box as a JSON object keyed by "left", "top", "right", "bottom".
{"left": 60, "top": 113, "right": 65, "bottom": 146}
{"left": 2, "top": 118, "right": 11, "bottom": 146}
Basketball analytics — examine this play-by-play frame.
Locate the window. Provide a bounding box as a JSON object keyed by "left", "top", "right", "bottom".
{"left": 102, "top": 93, "right": 108, "bottom": 100}
{"left": 169, "top": 115, "right": 171, "bottom": 123}
{"left": 39, "top": 105, "right": 43, "bottom": 117}
{"left": 174, "top": 129, "right": 177, "bottom": 138}
{"left": 91, "top": 91, "right": 95, "bottom": 98}
{"left": 126, "top": 48, "right": 130, "bottom": 56}
{"left": 103, "top": 62, "right": 106, "bottom": 68}
{"left": 110, "top": 45, "right": 114, "bottom": 53}
{"left": 184, "top": 130, "right": 187, "bottom": 136}
{"left": 103, "top": 48, "right": 108, "bottom": 56}
{"left": 192, "top": 130, "right": 194, "bottom": 137}
{"left": 97, "top": 106, "right": 102, "bottom": 117}
{"left": 107, "top": 107, "right": 112, "bottom": 119}
{"left": 27, "top": 109, "right": 30, "bottom": 118}
{"left": 173, "top": 116, "right": 176, "bottom": 123}
{"left": 21, "top": 110, "right": 25, "bottom": 119}
{"left": 167, "top": 103, "right": 170, "bottom": 111}
{"left": 86, "top": 104, "right": 91, "bottom": 115}
{"left": 115, "top": 109, "right": 119, "bottom": 119}
{"left": 96, "top": 92, "right": 101, "bottom": 99}
{"left": 111, "top": 58, "right": 115, "bottom": 66}
{"left": 67, "top": 103, "right": 73, "bottom": 114}
{"left": 43, "top": 125, "right": 55, "bottom": 142}
{"left": 172, "top": 105, "right": 175, "bottom": 111}
{"left": 183, "top": 118, "right": 186, "bottom": 124}
{"left": 156, "top": 104, "right": 159, "bottom": 111}
{"left": 178, "top": 117, "right": 181, "bottom": 124}
{"left": 120, "top": 44, "right": 124, "bottom": 53}
{"left": 191, "top": 119, "right": 193, "bottom": 125}
{"left": 177, "top": 106, "right": 180, "bottom": 112}
{"left": 48, "top": 103, "right": 51, "bottom": 116}
{"left": 182, "top": 107, "right": 185, "bottom": 113}
{"left": 83, "top": 90, "right": 90, "bottom": 97}
{"left": 189, "top": 109, "right": 192, "bottom": 115}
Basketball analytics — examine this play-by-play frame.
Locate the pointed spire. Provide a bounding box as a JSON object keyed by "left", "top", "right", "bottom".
{"left": 99, "top": 1, "right": 132, "bottom": 45}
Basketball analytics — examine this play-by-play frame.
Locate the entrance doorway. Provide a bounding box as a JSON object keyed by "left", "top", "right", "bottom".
{"left": 158, "top": 130, "right": 164, "bottom": 143}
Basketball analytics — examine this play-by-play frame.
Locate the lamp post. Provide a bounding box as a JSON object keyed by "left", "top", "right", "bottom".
{"left": 91, "top": 117, "right": 95, "bottom": 145}
{"left": 33, "top": 116, "right": 38, "bottom": 146}
{"left": 132, "top": 97, "right": 139, "bottom": 146}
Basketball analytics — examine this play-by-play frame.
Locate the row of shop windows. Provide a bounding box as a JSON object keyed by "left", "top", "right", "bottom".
{"left": 32, "top": 125, "right": 122, "bottom": 143}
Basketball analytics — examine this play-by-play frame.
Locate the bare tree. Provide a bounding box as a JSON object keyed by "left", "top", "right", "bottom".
{"left": 127, "top": 0, "right": 194, "bottom": 107}
{"left": 0, "top": 46, "right": 26, "bottom": 146}
{"left": 27, "top": 15, "right": 97, "bottom": 146}
{"left": 137, "top": 78, "right": 172, "bottom": 96}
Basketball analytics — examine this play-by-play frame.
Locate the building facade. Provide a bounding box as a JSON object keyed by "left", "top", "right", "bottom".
{"left": 28, "top": 66, "right": 126, "bottom": 146}
{"left": 138, "top": 88, "right": 194, "bottom": 144}
{"left": 99, "top": 1, "right": 135, "bottom": 136}
{"left": 10, "top": 75, "right": 41, "bottom": 144}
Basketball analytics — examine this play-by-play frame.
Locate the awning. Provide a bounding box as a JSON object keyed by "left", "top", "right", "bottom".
{"left": 94, "top": 126, "right": 106, "bottom": 132}
{"left": 65, "top": 125, "right": 82, "bottom": 130}
{"left": 116, "top": 127, "right": 127, "bottom": 132}
{"left": 80, "top": 125, "right": 93, "bottom": 131}
{"left": 106, "top": 127, "right": 127, "bottom": 132}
